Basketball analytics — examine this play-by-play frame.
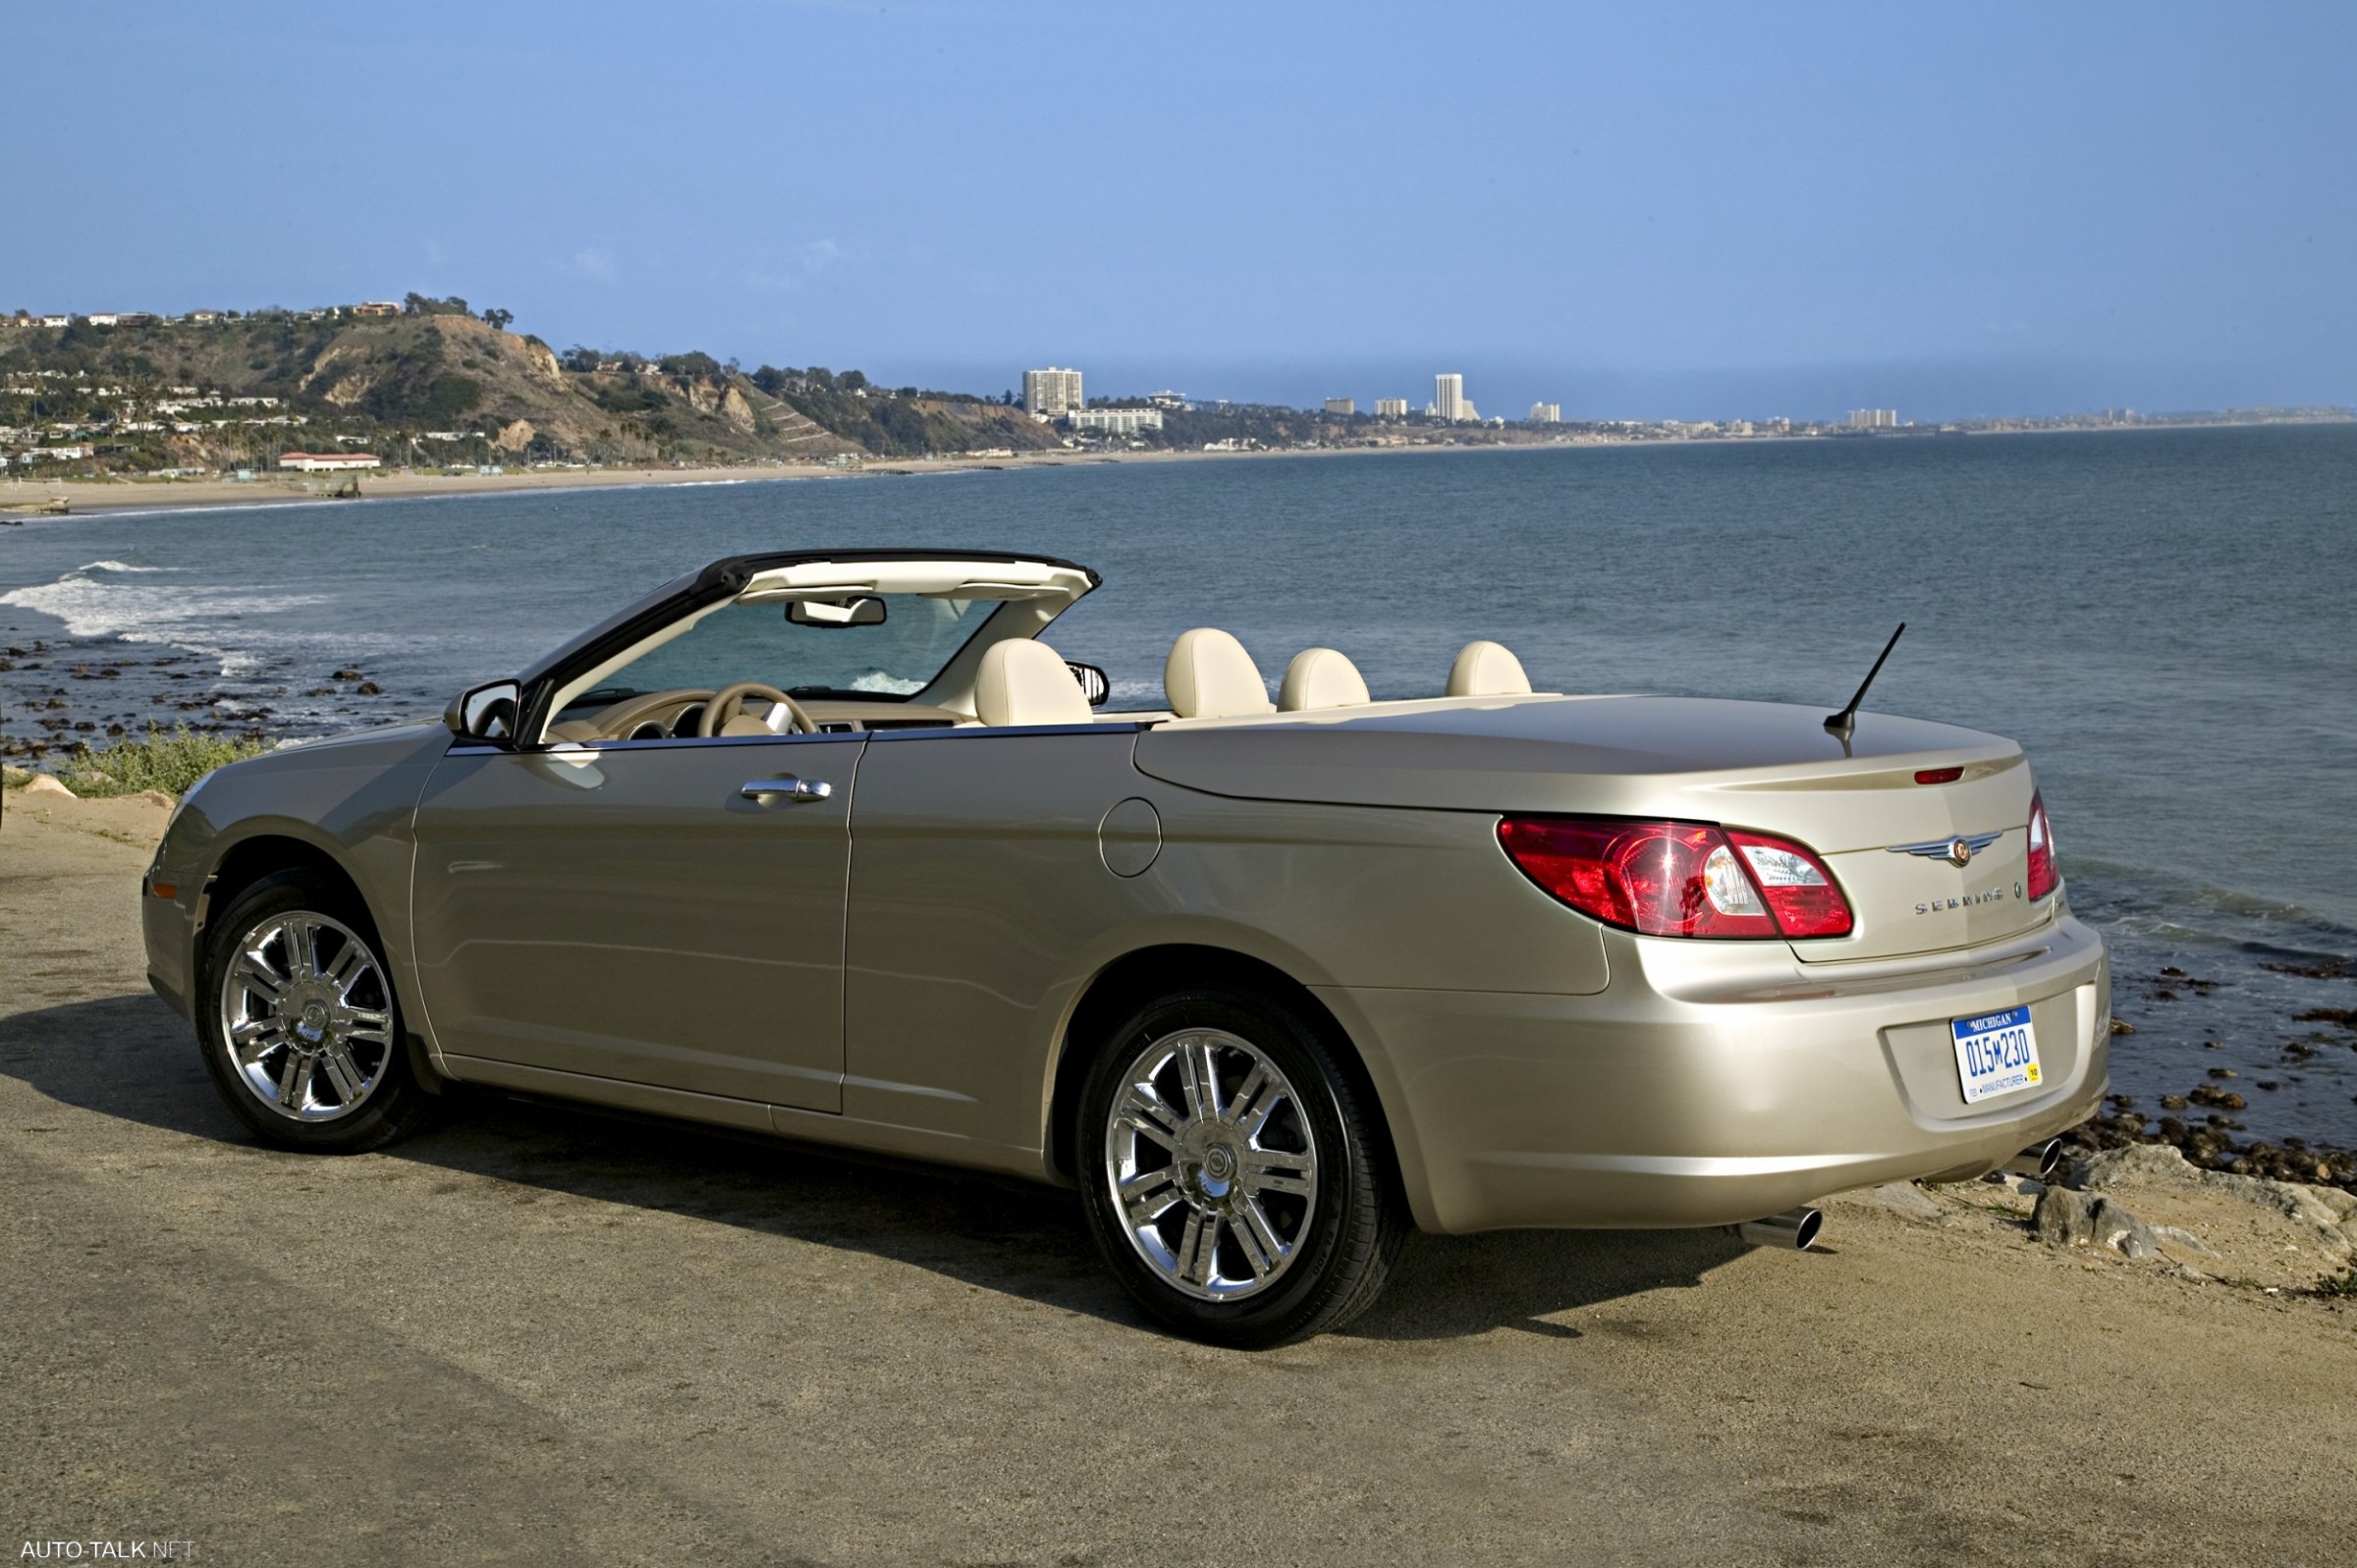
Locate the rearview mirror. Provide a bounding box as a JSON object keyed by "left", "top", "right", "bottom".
{"left": 444, "top": 678, "right": 521, "bottom": 744}
{"left": 1066, "top": 661, "right": 1111, "bottom": 708}
{"left": 788, "top": 595, "right": 888, "bottom": 628}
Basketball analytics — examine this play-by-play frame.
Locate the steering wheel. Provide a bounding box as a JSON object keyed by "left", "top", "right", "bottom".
{"left": 699, "top": 681, "right": 816, "bottom": 738}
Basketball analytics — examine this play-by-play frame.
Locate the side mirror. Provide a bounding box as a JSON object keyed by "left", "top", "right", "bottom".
{"left": 788, "top": 595, "right": 888, "bottom": 628}
{"left": 445, "top": 678, "right": 521, "bottom": 744}
{"left": 1066, "top": 661, "right": 1111, "bottom": 708}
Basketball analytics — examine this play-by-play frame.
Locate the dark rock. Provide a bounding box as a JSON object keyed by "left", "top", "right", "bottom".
{"left": 355, "top": 681, "right": 383, "bottom": 695}
{"left": 2109, "top": 1016, "right": 2135, "bottom": 1035}
{"left": 2206, "top": 1067, "right": 2239, "bottom": 1079}
{"left": 2161, "top": 1095, "right": 2188, "bottom": 1110}
{"left": 2034, "top": 1186, "right": 2096, "bottom": 1247}
{"left": 2295, "top": 1008, "right": 2357, "bottom": 1028}
{"left": 2033, "top": 1187, "right": 2160, "bottom": 1259}
{"left": 332, "top": 668, "right": 363, "bottom": 680}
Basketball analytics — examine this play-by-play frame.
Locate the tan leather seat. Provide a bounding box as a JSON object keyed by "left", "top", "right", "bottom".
{"left": 1164, "top": 628, "right": 1276, "bottom": 719}
{"left": 1279, "top": 647, "right": 1371, "bottom": 711}
{"left": 975, "top": 638, "right": 1093, "bottom": 727}
{"left": 1447, "top": 640, "right": 1532, "bottom": 697}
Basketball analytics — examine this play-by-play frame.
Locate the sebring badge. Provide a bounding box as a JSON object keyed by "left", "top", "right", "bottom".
{"left": 1888, "top": 830, "right": 2014, "bottom": 914}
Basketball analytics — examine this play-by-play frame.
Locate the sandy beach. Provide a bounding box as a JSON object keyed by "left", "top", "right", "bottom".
{"left": 4, "top": 784, "right": 2355, "bottom": 1565}
{"left": 11, "top": 446, "right": 1330, "bottom": 518}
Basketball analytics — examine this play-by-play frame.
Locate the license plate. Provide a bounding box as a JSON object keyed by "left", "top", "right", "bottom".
{"left": 1952, "top": 1004, "right": 2042, "bottom": 1105}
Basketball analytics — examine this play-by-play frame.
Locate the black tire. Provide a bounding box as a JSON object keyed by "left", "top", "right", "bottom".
{"left": 1076, "top": 984, "right": 1408, "bottom": 1348}
{"left": 196, "top": 868, "right": 436, "bottom": 1153}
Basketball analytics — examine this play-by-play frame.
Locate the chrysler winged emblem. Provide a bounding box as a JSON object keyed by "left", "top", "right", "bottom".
{"left": 1889, "top": 830, "right": 2001, "bottom": 868}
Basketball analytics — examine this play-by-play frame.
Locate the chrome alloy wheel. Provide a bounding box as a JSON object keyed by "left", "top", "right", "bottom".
{"left": 215, "top": 911, "right": 395, "bottom": 1122}
{"left": 1102, "top": 1028, "right": 1321, "bottom": 1302}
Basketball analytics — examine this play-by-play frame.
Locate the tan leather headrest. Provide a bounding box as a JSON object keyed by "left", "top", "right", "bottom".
{"left": 1447, "top": 640, "right": 1532, "bottom": 697}
{"left": 975, "top": 638, "right": 1092, "bottom": 727}
{"left": 1164, "top": 628, "right": 1274, "bottom": 719}
{"left": 1279, "top": 647, "right": 1371, "bottom": 711}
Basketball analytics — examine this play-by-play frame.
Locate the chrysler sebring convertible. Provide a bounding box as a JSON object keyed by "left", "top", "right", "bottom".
{"left": 140, "top": 549, "right": 2108, "bottom": 1345}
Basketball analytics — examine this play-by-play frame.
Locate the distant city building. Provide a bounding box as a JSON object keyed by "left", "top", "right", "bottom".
{"left": 1846, "top": 408, "right": 1898, "bottom": 429}
{"left": 1145, "top": 390, "right": 1193, "bottom": 410}
{"left": 1024, "top": 367, "right": 1084, "bottom": 418}
{"left": 1065, "top": 407, "right": 1164, "bottom": 435}
{"left": 352, "top": 301, "right": 403, "bottom": 317}
{"left": 1324, "top": 398, "right": 1355, "bottom": 416}
{"left": 1434, "top": 373, "right": 1477, "bottom": 423}
{"left": 1375, "top": 398, "right": 1409, "bottom": 419}
{"left": 38, "top": 316, "right": 69, "bottom": 328}
{"left": 84, "top": 313, "right": 120, "bottom": 326}
{"left": 277, "top": 452, "right": 381, "bottom": 471}
{"left": 1528, "top": 402, "right": 1561, "bottom": 423}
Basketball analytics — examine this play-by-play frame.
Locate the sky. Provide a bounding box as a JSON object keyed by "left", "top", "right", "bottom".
{"left": 8, "top": 1, "right": 2354, "bottom": 421}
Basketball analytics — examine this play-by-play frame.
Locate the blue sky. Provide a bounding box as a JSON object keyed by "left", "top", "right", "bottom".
{"left": 9, "top": 1, "right": 2353, "bottom": 420}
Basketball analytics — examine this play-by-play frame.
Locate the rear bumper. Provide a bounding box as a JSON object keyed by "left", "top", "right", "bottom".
{"left": 1321, "top": 909, "right": 2110, "bottom": 1234}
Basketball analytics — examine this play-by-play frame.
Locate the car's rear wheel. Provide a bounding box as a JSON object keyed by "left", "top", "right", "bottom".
{"left": 197, "top": 869, "right": 436, "bottom": 1152}
{"left": 1076, "top": 985, "right": 1407, "bottom": 1347}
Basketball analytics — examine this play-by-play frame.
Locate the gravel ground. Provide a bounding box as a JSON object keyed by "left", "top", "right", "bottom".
{"left": 4, "top": 791, "right": 2354, "bottom": 1568}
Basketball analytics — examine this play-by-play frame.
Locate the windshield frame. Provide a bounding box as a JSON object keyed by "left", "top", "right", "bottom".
{"left": 514, "top": 549, "right": 1099, "bottom": 744}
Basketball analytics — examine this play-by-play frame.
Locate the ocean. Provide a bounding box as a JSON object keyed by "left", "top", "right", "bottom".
{"left": 6, "top": 426, "right": 2354, "bottom": 1147}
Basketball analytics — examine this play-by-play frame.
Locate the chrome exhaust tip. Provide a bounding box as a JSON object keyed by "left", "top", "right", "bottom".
{"left": 1734, "top": 1208, "right": 1823, "bottom": 1250}
{"left": 2001, "top": 1139, "right": 2064, "bottom": 1181}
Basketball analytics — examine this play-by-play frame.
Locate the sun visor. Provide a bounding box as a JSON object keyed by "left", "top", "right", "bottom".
{"left": 735, "top": 559, "right": 1094, "bottom": 605}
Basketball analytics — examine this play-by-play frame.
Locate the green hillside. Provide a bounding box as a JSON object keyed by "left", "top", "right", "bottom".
{"left": 0, "top": 302, "right": 1061, "bottom": 471}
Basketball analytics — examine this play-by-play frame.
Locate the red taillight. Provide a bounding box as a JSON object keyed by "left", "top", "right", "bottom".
{"left": 1497, "top": 817, "right": 1853, "bottom": 941}
{"left": 1913, "top": 766, "right": 1963, "bottom": 785}
{"left": 2025, "top": 790, "right": 2058, "bottom": 900}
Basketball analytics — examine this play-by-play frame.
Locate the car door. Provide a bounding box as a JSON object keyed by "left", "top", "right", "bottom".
{"left": 843, "top": 725, "right": 1162, "bottom": 1149}
{"left": 410, "top": 730, "right": 861, "bottom": 1112}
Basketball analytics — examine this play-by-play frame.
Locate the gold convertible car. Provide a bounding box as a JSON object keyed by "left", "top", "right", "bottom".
{"left": 140, "top": 550, "right": 2108, "bottom": 1345}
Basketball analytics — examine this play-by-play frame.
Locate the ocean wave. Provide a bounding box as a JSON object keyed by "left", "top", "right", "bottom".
{"left": 78, "top": 560, "right": 188, "bottom": 574}
{"left": 0, "top": 571, "right": 332, "bottom": 676}
{"left": 2071, "top": 857, "right": 2356, "bottom": 943}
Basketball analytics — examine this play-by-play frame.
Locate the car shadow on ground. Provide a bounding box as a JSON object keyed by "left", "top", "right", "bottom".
{"left": 3, "top": 993, "right": 1757, "bottom": 1342}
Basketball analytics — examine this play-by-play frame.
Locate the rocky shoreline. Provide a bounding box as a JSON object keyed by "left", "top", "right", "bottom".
{"left": 0, "top": 635, "right": 396, "bottom": 765}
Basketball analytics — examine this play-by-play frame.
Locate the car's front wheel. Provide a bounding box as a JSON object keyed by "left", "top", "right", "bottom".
{"left": 1076, "top": 985, "right": 1407, "bottom": 1347}
{"left": 196, "top": 868, "right": 436, "bottom": 1152}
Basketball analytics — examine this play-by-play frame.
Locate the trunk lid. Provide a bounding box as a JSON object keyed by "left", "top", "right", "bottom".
{"left": 1132, "top": 694, "right": 2048, "bottom": 961}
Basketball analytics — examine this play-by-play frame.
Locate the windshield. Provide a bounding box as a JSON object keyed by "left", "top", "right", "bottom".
{"left": 558, "top": 593, "right": 999, "bottom": 714}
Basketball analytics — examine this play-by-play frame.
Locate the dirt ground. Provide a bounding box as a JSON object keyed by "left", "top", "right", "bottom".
{"left": 4, "top": 792, "right": 2353, "bottom": 1568}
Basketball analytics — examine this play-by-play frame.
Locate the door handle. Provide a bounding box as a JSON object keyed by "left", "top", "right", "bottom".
{"left": 740, "top": 777, "right": 833, "bottom": 802}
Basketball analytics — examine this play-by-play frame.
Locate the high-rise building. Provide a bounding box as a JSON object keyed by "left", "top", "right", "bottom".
{"left": 1324, "top": 398, "right": 1355, "bottom": 416}
{"left": 1434, "top": 373, "right": 1471, "bottom": 423}
{"left": 1375, "top": 398, "right": 1408, "bottom": 419}
{"left": 1024, "top": 367, "right": 1084, "bottom": 418}
{"left": 1845, "top": 407, "right": 1898, "bottom": 429}
{"left": 1528, "top": 402, "right": 1561, "bottom": 424}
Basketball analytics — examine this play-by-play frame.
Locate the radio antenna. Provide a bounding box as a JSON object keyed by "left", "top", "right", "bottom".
{"left": 1824, "top": 622, "right": 1906, "bottom": 740}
